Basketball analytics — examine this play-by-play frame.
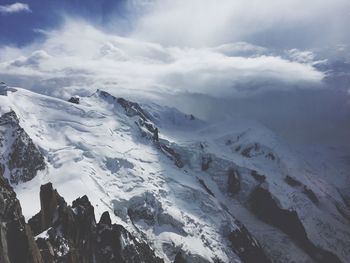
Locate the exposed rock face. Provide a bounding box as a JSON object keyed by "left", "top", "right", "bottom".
{"left": 0, "top": 111, "right": 45, "bottom": 184}
{"left": 284, "top": 176, "right": 319, "bottom": 204}
{"left": 237, "top": 142, "right": 277, "bottom": 161}
{"left": 160, "top": 144, "right": 184, "bottom": 168}
{"left": 285, "top": 175, "right": 302, "bottom": 187}
{"left": 227, "top": 168, "right": 240, "bottom": 194}
{"left": 0, "top": 174, "right": 43, "bottom": 263}
{"left": 68, "top": 97, "right": 80, "bottom": 104}
{"left": 302, "top": 186, "right": 319, "bottom": 205}
{"left": 201, "top": 156, "right": 212, "bottom": 171}
{"left": 97, "top": 90, "right": 184, "bottom": 168}
{"left": 173, "top": 252, "right": 186, "bottom": 263}
{"left": 229, "top": 221, "right": 270, "bottom": 263}
{"left": 197, "top": 178, "right": 215, "bottom": 197}
{"left": 0, "top": 82, "right": 17, "bottom": 95}
{"left": 250, "top": 170, "right": 266, "bottom": 183}
{"left": 28, "top": 183, "right": 63, "bottom": 235}
{"left": 28, "top": 183, "right": 164, "bottom": 263}
{"left": 116, "top": 97, "right": 150, "bottom": 121}
{"left": 250, "top": 186, "right": 341, "bottom": 263}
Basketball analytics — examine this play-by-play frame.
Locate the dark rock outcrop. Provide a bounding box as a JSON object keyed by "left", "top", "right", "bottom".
{"left": 197, "top": 178, "right": 215, "bottom": 197}
{"left": 99, "top": 211, "right": 112, "bottom": 225}
{"left": 28, "top": 183, "right": 66, "bottom": 235}
{"left": 302, "top": 186, "right": 319, "bottom": 205}
{"left": 28, "top": 183, "right": 164, "bottom": 263}
{"left": 238, "top": 143, "right": 277, "bottom": 161}
{"left": 68, "top": 97, "right": 80, "bottom": 104}
{"left": 0, "top": 111, "right": 45, "bottom": 184}
{"left": 227, "top": 169, "right": 240, "bottom": 194}
{"left": 173, "top": 252, "right": 187, "bottom": 263}
{"left": 241, "top": 143, "right": 260, "bottom": 158}
{"left": 201, "top": 156, "right": 212, "bottom": 171}
{"left": 229, "top": 221, "right": 271, "bottom": 263}
{"left": 284, "top": 176, "right": 319, "bottom": 204}
{"left": 0, "top": 175, "right": 43, "bottom": 263}
{"left": 250, "top": 170, "right": 266, "bottom": 183}
{"left": 0, "top": 82, "right": 17, "bottom": 95}
{"left": 116, "top": 97, "right": 150, "bottom": 121}
{"left": 285, "top": 175, "right": 302, "bottom": 187}
{"left": 250, "top": 186, "right": 341, "bottom": 263}
{"left": 161, "top": 144, "right": 184, "bottom": 168}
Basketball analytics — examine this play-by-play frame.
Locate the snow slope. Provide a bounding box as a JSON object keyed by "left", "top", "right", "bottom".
{"left": 0, "top": 85, "right": 349, "bottom": 262}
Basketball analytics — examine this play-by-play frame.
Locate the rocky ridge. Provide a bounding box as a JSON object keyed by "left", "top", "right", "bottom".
{"left": 0, "top": 111, "right": 46, "bottom": 184}
{"left": 0, "top": 171, "right": 43, "bottom": 263}
{"left": 28, "top": 183, "right": 164, "bottom": 263}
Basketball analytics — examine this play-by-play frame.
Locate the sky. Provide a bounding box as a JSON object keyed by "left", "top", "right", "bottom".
{"left": 0, "top": 0, "right": 129, "bottom": 45}
{"left": 1, "top": 0, "right": 349, "bottom": 48}
{"left": 0, "top": 0, "right": 349, "bottom": 146}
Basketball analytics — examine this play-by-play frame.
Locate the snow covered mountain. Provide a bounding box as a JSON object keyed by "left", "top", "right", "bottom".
{"left": 0, "top": 83, "right": 349, "bottom": 263}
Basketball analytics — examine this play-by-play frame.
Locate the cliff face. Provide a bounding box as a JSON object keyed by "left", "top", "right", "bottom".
{"left": 0, "top": 110, "right": 44, "bottom": 263}
{"left": 0, "top": 175, "right": 43, "bottom": 263}
{"left": 28, "top": 183, "right": 164, "bottom": 263}
{"left": 250, "top": 186, "right": 341, "bottom": 263}
{"left": 0, "top": 178, "right": 165, "bottom": 263}
{"left": 0, "top": 111, "right": 45, "bottom": 184}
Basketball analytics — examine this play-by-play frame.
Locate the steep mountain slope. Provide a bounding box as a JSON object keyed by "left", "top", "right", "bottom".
{"left": 0, "top": 160, "right": 167, "bottom": 263}
{"left": 0, "top": 84, "right": 349, "bottom": 262}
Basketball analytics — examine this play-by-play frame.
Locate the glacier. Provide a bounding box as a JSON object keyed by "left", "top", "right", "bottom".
{"left": 0, "top": 83, "right": 349, "bottom": 262}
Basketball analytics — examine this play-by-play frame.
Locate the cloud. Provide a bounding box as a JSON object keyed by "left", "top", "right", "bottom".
{"left": 0, "top": 3, "right": 31, "bottom": 14}
{"left": 211, "top": 43, "right": 268, "bottom": 57}
{"left": 0, "top": 19, "right": 324, "bottom": 100}
{"left": 9, "top": 50, "right": 51, "bottom": 68}
{"left": 129, "top": 0, "right": 350, "bottom": 49}
{"left": 0, "top": 6, "right": 348, "bottom": 147}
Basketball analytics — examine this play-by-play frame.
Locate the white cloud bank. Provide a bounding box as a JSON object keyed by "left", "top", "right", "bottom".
{"left": 0, "top": 1, "right": 348, "bottom": 146}
{"left": 0, "top": 20, "right": 323, "bottom": 100}
{"left": 129, "top": 0, "right": 350, "bottom": 48}
{"left": 3, "top": 0, "right": 348, "bottom": 99}
{"left": 0, "top": 3, "right": 31, "bottom": 14}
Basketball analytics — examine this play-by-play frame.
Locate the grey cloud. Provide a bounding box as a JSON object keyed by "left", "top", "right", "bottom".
{"left": 0, "top": 20, "right": 323, "bottom": 100}
{"left": 0, "top": 12, "right": 348, "bottom": 148}
{"left": 130, "top": 0, "right": 350, "bottom": 50}
{"left": 9, "top": 50, "right": 51, "bottom": 69}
